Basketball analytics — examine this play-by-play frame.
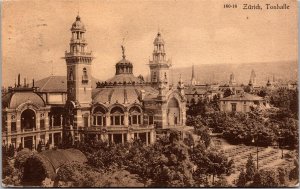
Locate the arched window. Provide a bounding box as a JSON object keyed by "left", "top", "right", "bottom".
{"left": 69, "top": 68, "right": 74, "bottom": 81}
{"left": 93, "top": 106, "right": 106, "bottom": 126}
{"left": 167, "top": 97, "right": 180, "bottom": 126}
{"left": 82, "top": 68, "right": 88, "bottom": 83}
{"left": 153, "top": 71, "right": 156, "bottom": 81}
{"left": 21, "top": 109, "right": 36, "bottom": 131}
{"left": 110, "top": 107, "right": 124, "bottom": 126}
{"left": 129, "top": 106, "right": 142, "bottom": 125}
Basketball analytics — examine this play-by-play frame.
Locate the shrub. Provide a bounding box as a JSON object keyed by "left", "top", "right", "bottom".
{"left": 14, "top": 148, "right": 33, "bottom": 170}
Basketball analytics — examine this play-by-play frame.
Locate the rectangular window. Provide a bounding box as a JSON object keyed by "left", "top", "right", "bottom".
{"left": 97, "top": 116, "right": 102, "bottom": 125}
{"left": 121, "top": 116, "right": 124, "bottom": 125}
{"left": 40, "top": 119, "right": 45, "bottom": 130}
{"left": 93, "top": 116, "right": 96, "bottom": 126}
{"left": 49, "top": 134, "right": 52, "bottom": 144}
{"left": 115, "top": 116, "right": 120, "bottom": 125}
{"left": 231, "top": 103, "right": 237, "bottom": 112}
{"left": 111, "top": 116, "right": 114, "bottom": 125}
{"left": 11, "top": 138, "right": 17, "bottom": 149}
{"left": 83, "top": 116, "right": 88, "bottom": 127}
{"left": 133, "top": 115, "right": 137, "bottom": 124}
{"left": 149, "top": 116, "right": 154, "bottom": 125}
{"left": 174, "top": 117, "right": 178, "bottom": 125}
{"left": 103, "top": 117, "right": 106, "bottom": 126}
{"left": 138, "top": 115, "right": 141, "bottom": 125}
{"left": 11, "top": 122, "right": 17, "bottom": 132}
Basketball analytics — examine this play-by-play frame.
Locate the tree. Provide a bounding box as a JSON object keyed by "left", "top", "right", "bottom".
{"left": 277, "top": 167, "right": 289, "bottom": 186}
{"left": 289, "top": 158, "right": 299, "bottom": 182}
{"left": 213, "top": 176, "right": 230, "bottom": 187}
{"left": 2, "top": 155, "right": 13, "bottom": 179}
{"left": 252, "top": 169, "right": 280, "bottom": 187}
{"left": 236, "top": 169, "right": 247, "bottom": 187}
{"left": 57, "top": 162, "right": 98, "bottom": 187}
{"left": 223, "top": 88, "right": 233, "bottom": 98}
{"left": 205, "top": 149, "right": 234, "bottom": 184}
{"left": 14, "top": 148, "right": 33, "bottom": 171}
{"left": 245, "top": 154, "right": 256, "bottom": 181}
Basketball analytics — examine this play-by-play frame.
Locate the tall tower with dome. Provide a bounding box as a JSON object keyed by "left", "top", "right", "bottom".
{"left": 149, "top": 32, "right": 172, "bottom": 88}
{"left": 64, "top": 15, "right": 94, "bottom": 132}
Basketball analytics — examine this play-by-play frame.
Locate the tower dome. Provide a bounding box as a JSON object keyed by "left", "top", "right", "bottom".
{"left": 153, "top": 32, "right": 165, "bottom": 44}
{"left": 71, "top": 15, "right": 86, "bottom": 31}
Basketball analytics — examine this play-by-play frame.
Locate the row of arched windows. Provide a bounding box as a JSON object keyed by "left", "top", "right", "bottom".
{"left": 92, "top": 106, "right": 142, "bottom": 126}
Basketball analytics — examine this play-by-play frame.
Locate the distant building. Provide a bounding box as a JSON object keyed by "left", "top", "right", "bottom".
{"left": 248, "top": 70, "right": 261, "bottom": 93}
{"left": 219, "top": 92, "right": 266, "bottom": 113}
{"left": 218, "top": 73, "right": 244, "bottom": 95}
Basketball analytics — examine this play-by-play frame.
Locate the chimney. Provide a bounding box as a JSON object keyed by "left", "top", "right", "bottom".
{"left": 32, "top": 79, "right": 35, "bottom": 87}
{"left": 18, "top": 74, "right": 20, "bottom": 87}
{"left": 140, "top": 90, "right": 146, "bottom": 100}
{"left": 24, "top": 78, "right": 26, "bottom": 87}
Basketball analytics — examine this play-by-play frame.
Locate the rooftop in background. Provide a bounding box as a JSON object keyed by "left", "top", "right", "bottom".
{"left": 220, "top": 93, "right": 263, "bottom": 101}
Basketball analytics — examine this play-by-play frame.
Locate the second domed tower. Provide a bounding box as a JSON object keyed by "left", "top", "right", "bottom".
{"left": 149, "top": 32, "right": 172, "bottom": 88}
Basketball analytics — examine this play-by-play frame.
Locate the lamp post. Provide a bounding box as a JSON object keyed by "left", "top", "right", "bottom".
{"left": 278, "top": 131, "right": 284, "bottom": 159}
{"left": 252, "top": 132, "right": 260, "bottom": 170}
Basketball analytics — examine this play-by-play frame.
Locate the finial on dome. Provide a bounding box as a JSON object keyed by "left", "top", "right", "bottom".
{"left": 76, "top": 14, "right": 80, "bottom": 21}
{"left": 121, "top": 45, "right": 126, "bottom": 59}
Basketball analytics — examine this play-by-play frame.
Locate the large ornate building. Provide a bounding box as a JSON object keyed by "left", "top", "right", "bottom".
{"left": 2, "top": 15, "right": 187, "bottom": 149}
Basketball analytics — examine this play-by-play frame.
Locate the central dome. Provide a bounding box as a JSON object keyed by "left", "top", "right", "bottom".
{"left": 115, "top": 58, "right": 133, "bottom": 75}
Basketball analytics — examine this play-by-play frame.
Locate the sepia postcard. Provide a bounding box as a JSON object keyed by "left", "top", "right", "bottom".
{"left": 1, "top": 0, "right": 298, "bottom": 187}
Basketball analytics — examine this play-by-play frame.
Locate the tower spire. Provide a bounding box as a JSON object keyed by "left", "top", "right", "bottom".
{"left": 190, "top": 65, "right": 197, "bottom": 86}
{"left": 121, "top": 45, "right": 126, "bottom": 59}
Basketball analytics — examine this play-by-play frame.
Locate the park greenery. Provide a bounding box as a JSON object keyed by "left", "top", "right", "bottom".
{"left": 186, "top": 88, "right": 299, "bottom": 150}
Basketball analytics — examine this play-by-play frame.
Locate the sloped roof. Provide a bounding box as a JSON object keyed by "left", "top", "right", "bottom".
{"left": 34, "top": 76, "right": 67, "bottom": 92}
{"left": 220, "top": 93, "right": 263, "bottom": 101}
{"left": 34, "top": 75, "right": 99, "bottom": 93}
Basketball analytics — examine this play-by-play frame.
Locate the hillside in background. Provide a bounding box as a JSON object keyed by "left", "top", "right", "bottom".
{"left": 168, "top": 61, "right": 298, "bottom": 85}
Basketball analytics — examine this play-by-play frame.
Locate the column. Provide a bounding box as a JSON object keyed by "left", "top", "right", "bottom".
{"left": 150, "top": 130, "right": 155, "bottom": 144}
{"left": 127, "top": 133, "right": 132, "bottom": 142}
{"left": 146, "top": 132, "right": 149, "bottom": 146}
{"left": 17, "top": 114, "right": 21, "bottom": 133}
{"left": 21, "top": 137, "right": 24, "bottom": 148}
{"left": 111, "top": 134, "right": 114, "bottom": 143}
{"left": 52, "top": 133, "right": 54, "bottom": 147}
{"left": 36, "top": 113, "right": 40, "bottom": 131}
{"left": 60, "top": 115, "right": 63, "bottom": 127}
{"left": 6, "top": 114, "right": 11, "bottom": 136}
{"left": 45, "top": 132, "right": 49, "bottom": 143}
{"left": 122, "top": 133, "right": 124, "bottom": 144}
{"left": 16, "top": 136, "right": 21, "bottom": 149}
{"left": 124, "top": 112, "right": 129, "bottom": 126}
{"left": 106, "top": 114, "right": 110, "bottom": 126}
{"left": 36, "top": 133, "right": 41, "bottom": 145}
{"left": 60, "top": 132, "right": 62, "bottom": 143}
{"left": 45, "top": 112, "right": 49, "bottom": 130}
{"left": 51, "top": 116, "right": 54, "bottom": 127}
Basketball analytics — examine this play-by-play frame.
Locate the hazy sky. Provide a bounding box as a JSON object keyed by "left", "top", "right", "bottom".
{"left": 2, "top": 0, "right": 298, "bottom": 87}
